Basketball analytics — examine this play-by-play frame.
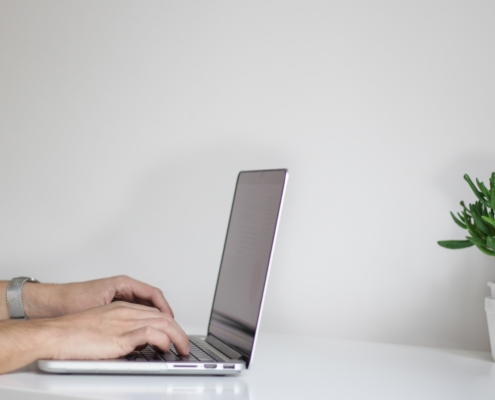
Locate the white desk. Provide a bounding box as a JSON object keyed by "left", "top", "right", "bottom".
{"left": 1, "top": 332, "right": 495, "bottom": 400}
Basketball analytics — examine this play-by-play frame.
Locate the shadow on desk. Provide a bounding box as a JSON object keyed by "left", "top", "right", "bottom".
{"left": 1, "top": 363, "right": 250, "bottom": 400}
{"left": 430, "top": 347, "right": 493, "bottom": 363}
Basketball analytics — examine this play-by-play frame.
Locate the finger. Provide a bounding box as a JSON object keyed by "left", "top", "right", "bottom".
{"left": 114, "top": 276, "right": 174, "bottom": 317}
{"left": 109, "top": 301, "right": 160, "bottom": 313}
{"left": 123, "top": 326, "right": 171, "bottom": 353}
{"left": 131, "top": 317, "right": 190, "bottom": 355}
{"left": 113, "top": 303, "right": 188, "bottom": 349}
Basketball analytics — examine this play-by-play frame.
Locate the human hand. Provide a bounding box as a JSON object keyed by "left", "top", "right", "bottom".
{"left": 23, "top": 275, "right": 174, "bottom": 319}
{"left": 46, "top": 301, "right": 190, "bottom": 359}
{"left": 0, "top": 301, "right": 190, "bottom": 373}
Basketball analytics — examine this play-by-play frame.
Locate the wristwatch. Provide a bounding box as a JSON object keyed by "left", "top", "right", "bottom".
{"left": 6, "top": 277, "right": 40, "bottom": 319}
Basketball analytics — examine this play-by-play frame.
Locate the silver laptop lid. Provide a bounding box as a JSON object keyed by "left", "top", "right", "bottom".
{"left": 206, "top": 169, "right": 288, "bottom": 368}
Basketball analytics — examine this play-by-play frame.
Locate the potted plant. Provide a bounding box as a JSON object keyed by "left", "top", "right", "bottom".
{"left": 438, "top": 173, "right": 495, "bottom": 359}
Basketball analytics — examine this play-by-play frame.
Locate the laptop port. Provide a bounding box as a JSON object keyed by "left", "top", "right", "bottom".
{"left": 204, "top": 364, "right": 217, "bottom": 369}
{"left": 223, "top": 364, "right": 235, "bottom": 369}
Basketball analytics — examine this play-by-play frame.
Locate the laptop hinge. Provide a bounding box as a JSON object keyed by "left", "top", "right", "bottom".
{"left": 205, "top": 335, "right": 243, "bottom": 360}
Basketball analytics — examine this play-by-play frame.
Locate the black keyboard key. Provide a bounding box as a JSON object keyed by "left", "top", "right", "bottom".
{"left": 125, "top": 352, "right": 147, "bottom": 361}
{"left": 193, "top": 354, "right": 214, "bottom": 362}
{"left": 139, "top": 346, "right": 158, "bottom": 361}
{"left": 189, "top": 339, "right": 224, "bottom": 362}
{"left": 178, "top": 353, "right": 199, "bottom": 361}
{"left": 131, "top": 340, "right": 224, "bottom": 364}
{"left": 161, "top": 352, "right": 179, "bottom": 361}
{"left": 140, "top": 348, "right": 155, "bottom": 356}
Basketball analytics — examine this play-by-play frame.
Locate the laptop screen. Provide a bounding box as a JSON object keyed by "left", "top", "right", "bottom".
{"left": 207, "top": 169, "right": 288, "bottom": 366}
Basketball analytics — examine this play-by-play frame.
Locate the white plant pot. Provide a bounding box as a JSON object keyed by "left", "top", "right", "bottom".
{"left": 485, "top": 282, "right": 495, "bottom": 360}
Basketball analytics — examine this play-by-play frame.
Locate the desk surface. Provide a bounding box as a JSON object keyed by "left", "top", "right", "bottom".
{"left": 1, "top": 332, "right": 495, "bottom": 400}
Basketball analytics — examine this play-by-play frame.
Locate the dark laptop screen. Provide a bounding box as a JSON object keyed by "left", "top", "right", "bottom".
{"left": 207, "top": 169, "right": 287, "bottom": 365}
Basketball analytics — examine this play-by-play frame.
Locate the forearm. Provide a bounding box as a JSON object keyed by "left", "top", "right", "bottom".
{"left": 0, "top": 319, "right": 54, "bottom": 374}
{"left": 0, "top": 282, "right": 7, "bottom": 319}
{"left": 1, "top": 275, "right": 174, "bottom": 321}
{"left": 0, "top": 281, "right": 62, "bottom": 320}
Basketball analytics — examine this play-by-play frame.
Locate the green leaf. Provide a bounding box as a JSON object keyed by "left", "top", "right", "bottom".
{"left": 482, "top": 216, "right": 495, "bottom": 228}
{"left": 437, "top": 240, "right": 474, "bottom": 249}
{"left": 471, "top": 207, "right": 491, "bottom": 235}
{"left": 487, "top": 236, "right": 495, "bottom": 250}
{"left": 464, "top": 174, "right": 490, "bottom": 207}
{"left": 477, "top": 178, "right": 491, "bottom": 200}
{"left": 467, "top": 235, "right": 486, "bottom": 246}
{"left": 491, "top": 172, "right": 495, "bottom": 209}
{"left": 450, "top": 212, "right": 467, "bottom": 229}
{"left": 461, "top": 201, "right": 471, "bottom": 216}
{"left": 465, "top": 174, "right": 485, "bottom": 199}
{"left": 457, "top": 212, "right": 466, "bottom": 223}
{"left": 468, "top": 224, "right": 486, "bottom": 240}
{"left": 464, "top": 212, "right": 476, "bottom": 231}
{"left": 475, "top": 244, "right": 495, "bottom": 256}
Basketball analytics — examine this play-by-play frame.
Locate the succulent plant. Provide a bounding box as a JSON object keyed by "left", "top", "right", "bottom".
{"left": 438, "top": 173, "right": 495, "bottom": 256}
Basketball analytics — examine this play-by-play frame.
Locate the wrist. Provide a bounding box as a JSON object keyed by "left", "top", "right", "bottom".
{"left": 0, "top": 282, "right": 8, "bottom": 320}
{"left": 23, "top": 283, "right": 61, "bottom": 319}
{"left": 32, "top": 318, "right": 64, "bottom": 359}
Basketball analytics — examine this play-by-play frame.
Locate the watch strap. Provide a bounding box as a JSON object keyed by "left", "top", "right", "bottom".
{"left": 6, "top": 277, "right": 40, "bottom": 319}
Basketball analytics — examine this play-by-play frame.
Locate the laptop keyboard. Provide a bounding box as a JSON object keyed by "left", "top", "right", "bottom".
{"left": 125, "top": 338, "right": 224, "bottom": 363}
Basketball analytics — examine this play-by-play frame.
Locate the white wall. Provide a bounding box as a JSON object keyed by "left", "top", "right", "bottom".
{"left": 1, "top": 0, "right": 494, "bottom": 351}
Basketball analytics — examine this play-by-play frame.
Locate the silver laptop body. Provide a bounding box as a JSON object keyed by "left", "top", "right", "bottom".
{"left": 38, "top": 169, "right": 289, "bottom": 375}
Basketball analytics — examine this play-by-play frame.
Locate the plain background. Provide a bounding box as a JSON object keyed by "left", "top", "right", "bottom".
{"left": 1, "top": 0, "right": 494, "bottom": 351}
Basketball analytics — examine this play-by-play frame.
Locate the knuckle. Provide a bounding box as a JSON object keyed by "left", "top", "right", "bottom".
{"left": 142, "top": 326, "right": 154, "bottom": 337}
{"left": 112, "top": 304, "right": 132, "bottom": 317}
{"left": 115, "top": 274, "right": 130, "bottom": 283}
{"left": 111, "top": 301, "right": 126, "bottom": 310}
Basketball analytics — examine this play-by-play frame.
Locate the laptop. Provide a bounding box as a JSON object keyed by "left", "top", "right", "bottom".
{"left": 38, "top": 169, "right": 289, "bottom": 375}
